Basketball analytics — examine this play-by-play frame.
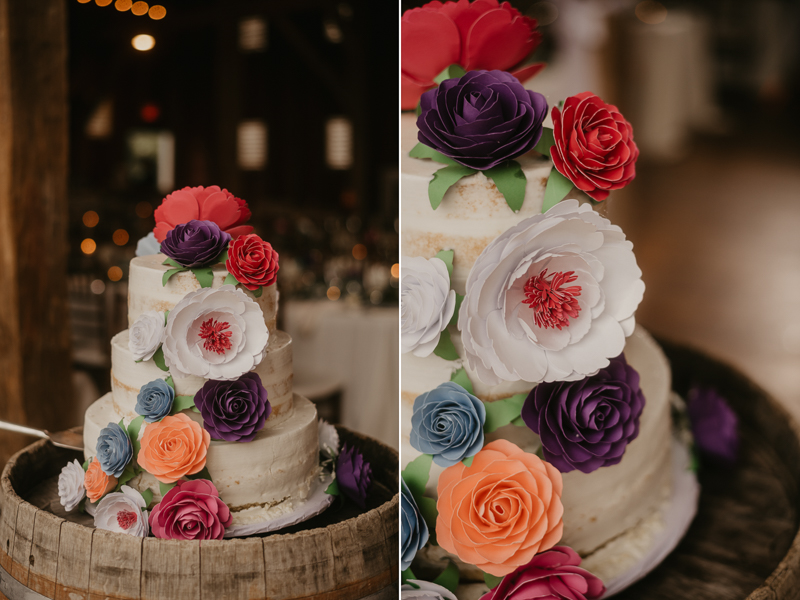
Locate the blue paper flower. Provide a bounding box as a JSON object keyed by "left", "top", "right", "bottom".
{"left": 401, "top": 479, "right": 429, "bottom": 571}
{"left": 135, "top": 379, "right": 175, "bottom": 423}
{"left": 96, "top": 423, "right": 133, "bottom": 478}
{"left": 410, "top": 381, "right": 486, "bottom": 467}
{"left": 135, "top": 232, "right": 161, "bottom": 257}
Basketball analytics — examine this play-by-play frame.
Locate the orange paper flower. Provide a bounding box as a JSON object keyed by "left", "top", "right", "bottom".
{"left": 84, "top": 457, "right": 117, "bottom": 502}
{"left": 137, "top": 413, "right": 211, "bottom": 484}
{"left": 436, "top": 439, "right": 564, "bottom": 576}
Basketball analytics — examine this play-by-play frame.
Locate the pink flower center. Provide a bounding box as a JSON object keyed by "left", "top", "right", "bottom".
{"left": 199, "top": 318, "right": 233, "bottom": 354}
{"left": 523, "top": 269, "right": 582, "bottom": 330}
{"left": 116, "top": 510, "right": 138, "bottom": 530}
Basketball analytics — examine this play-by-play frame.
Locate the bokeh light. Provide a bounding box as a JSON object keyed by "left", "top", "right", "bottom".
{"left": 391, "top": 263, "right": 400, "bottom": 278}
{"left": 131, "top": 34, "right": 155, "bottom": 51}
{"left": 108, "top": 266, "right": 123, "bottom": 282}
{"left": 115, "top": 0, "right": 132, "bottom": 11}
{"left": 327, "top": 286, "right": 341, "bottom": 301}
{"left": 635, "top": 1, "right": 667, "bottom": 24}
{"left": 131, "top": 1, "right": 148, "bottom": 16}
{"left": 95, "top": 0, "right": 113, "bottom": 5}
{"left": 148, "top": 5, "right": 166, "bottom": 20}
{"left": 352, "top": 244, "right": 367, "bottom": 260}
{"left": 77, "top": 0, "right": 91, "bottom": 4}
{"left": 135, "top": 201, "right": 153, "bottom": 218}
{"left": 81, "top": 239, "right": 97, "bottom": 255}
{"left": 90, "top": 280, "right": 105, "bottom": 295}
{"left": 82, "top": 210, "right": 99, "bottom": 228}
{"left": 113, "top": 229, "right": 130, "bottom": 246}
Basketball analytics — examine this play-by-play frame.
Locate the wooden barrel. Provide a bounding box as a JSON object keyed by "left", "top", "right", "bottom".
{"left": 0, "top": 427, "right": 398, "bottom": 600}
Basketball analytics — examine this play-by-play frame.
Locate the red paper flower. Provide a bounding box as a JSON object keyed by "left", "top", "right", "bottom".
{"left": 551, "top": 92, "right": 639, "bottom": 202}
{"left": 225, "top": 234, "right": 279, "bottom": 291}
{"left": 153, "top": 185, "right": 253, "bottom": 243}
{"left": 401, "top": 0, "right": 543, "bottom": 110}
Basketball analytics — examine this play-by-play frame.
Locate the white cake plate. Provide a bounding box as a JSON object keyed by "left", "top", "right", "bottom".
{"left": 224, "top": 471, "right": 335, "bottom": 538}
{"left": 601, "top": 436, "right": 700, "bottom": 598}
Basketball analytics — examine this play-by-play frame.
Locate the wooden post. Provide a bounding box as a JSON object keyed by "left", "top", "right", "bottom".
{"left": 0, "top": 0, "right": 72, "bottom": 463}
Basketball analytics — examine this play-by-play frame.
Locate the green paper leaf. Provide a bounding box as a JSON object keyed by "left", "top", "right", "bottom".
{"left": 164, "top": 310, "right": 169, "bottom": 323}
{"left": 542, "top": 166, "right": 573, "bottom": 213}
{"left": 511, "top": 415, "right": 526, "bottom": 427}
{"left": 401, "top": 453, "right": 433, "bottom": 500}
{"left": 434, "top": 249, "right": 454, "bottom": 279}
{"left": 251, "top": 286, "right": 263, "bottom": 298}
{"left": 325, "top": 479, "right": 341, "bottom": 496}
{"left": 483, "top": 393, "right": 528, "bottom": 434}
{"left": 135, "top": 358, "right": 143, "bottom": 364}
{"left": 462, "top": 456, "right": 474, "bottom": 467}
{"left": 162, "top": 268, "right": 184, "bottom": 286}
{"left": 164, "top": 375, "right": 175, "bottom": 390}
{"left": 533, "top": 127, "right": 555, "bottom": 157}
{"left": 484, "top": 573, "right": 503, "bottom": 589}
{"left": 82, "top": 459, "right": 90, "bottom": 472}
{"left": 116, "top": 463, "right": 137, "bottom": 490}
{"left": 191, "top": 267, "right": 214, "bottom": 288}
{"left": 450, "top": 367, "right": 474, "bottom": 395}
{"left": 118, "top": 418, "right": 125, "bottom": 429}
{"left": 408, "top": 142, "right": 458, "bottom": 166}
{"left": 223, "top": 273, "right": 238, "bottom": 286}
{"left": 217, "top": 250, "right": 229, "bottom": 264}
{"left": 401, "top": 568, "right": 417, "bottom": 585}
{"left": 429, "top": 164, "right": 475, "bottom": 210}
{"left": 172, "top": 394, "right": 196, "bottom": 414}
{"left": 141, "top": 488, "right": 153, "bottom": 508}
{"left": 432, "top": 328, "right": 459, "bottom": 361}
{"left": 485, "top": 160, "right": 527, "bottom": 212}
{"left": 186, "top": 466, "right": 212, "bottom": 481}
{"left": 127, "top": 415, "right": 145, "bottom": 461}
{"left": 450, "top": 293, "right": 464, "bottom": 328}
{"left": 433, "top": 561, "right": 460, "bottom": 595}
{"left": 159, "top": 481, "right": 177, "bottom": 497}
{"left": 162, "top": 257, "right": 183, "bottom": 269}
{"left": 433, "top": 63, "right": 466, "bottom": 84}
{"left": 415, "top": 102, "right": 422, "bottom": 117}
{"left": 153, "top": 347, "right": 168, "bottom": 372}
{"left": 418, "top": 495, "right": 438, "bottom": 545}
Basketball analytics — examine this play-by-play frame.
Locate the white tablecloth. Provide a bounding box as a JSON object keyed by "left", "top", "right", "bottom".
{"left": 283, "top": 299, "right": 398, "bottom": 449}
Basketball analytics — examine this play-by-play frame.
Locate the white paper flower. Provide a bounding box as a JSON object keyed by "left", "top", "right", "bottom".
{"left": 135, "top": 232, "right": 161, "bottom": 257}
{"left": 58, "top": 459, "right": 86, "bottom": 512}
{"left": 401, "top": 256, "right": 456, "bottom": 357}
{"left": 318, "top": 419, "right": 340, "bottom": 459}
{"left": 129, "top": 310, "right": 166, "bottom": 362}
{"left": 94, "top": 485, "right": 149, "bottom": 537}
{"left": 459, "top": 199, "right": 644, "bottom": 385}
{"left": 163, "top": 285, "right": 269, "bottom": 380}
{"left": 401, "top": 580, "right": 457, "bottom": 600}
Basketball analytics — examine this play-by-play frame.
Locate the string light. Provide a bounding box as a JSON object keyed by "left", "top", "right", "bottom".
{"left": 149, "top": 5, "right": 166, "bottom": 19}
{"left": 327, "top": 286, "right": 341, "bottom": 301}
{"left": 115, "top": 0, "right": 132, "bottom": 11}
{"left": 391, "top": 263, "right": 400, "bottom": 278}
{"left": 82, "top": 211, "right": 100, "bottom": 228}
{"left": 131, "top": 1, "right": 148, "bottom": 16}
{"left": 95, "top": 0, "right": 113, "bottom": 5}
{"left": 81, "top": 239, "right": 97, "bottom": 255}
{"left": 135, "top": 201, "right": 153, "bottom": 218}
{"left": 132, "top": 34, "right": 155, "bottom": 51}
{"left": 113, "top": 229, "right": 130, "bottom": 246}
{"left": 108, "top": 266, "right": 123, "bottom": 282}
{"left": 352, "top": 244, "right": 367, "bottom": 260}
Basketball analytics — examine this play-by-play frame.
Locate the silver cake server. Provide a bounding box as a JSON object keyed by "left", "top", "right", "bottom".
{"left": 0, "top": 421, "right": 83, "bottom": 451}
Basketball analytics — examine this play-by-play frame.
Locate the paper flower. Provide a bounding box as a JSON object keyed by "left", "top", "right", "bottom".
{"left": 137, "top": 413, "right": 211, "bottom": 484}
{"left": 410, "top": 381, "right": 485, "bottom": 467}
{"left": 402, "top": 580, "right": 457, "bottom": 600}
{"left": 437, "top": 439, "right": 563, "bottom": 576}
{"left": 128, "top": 310, "right": 166, "bottom": 362}
{"left": 401, "top": 256, "right": 457, "bottom": 357}
{"left": 163, "top": 285, "right": 269, "bottom": 380}
{"left": 401, "top": 479, "right": 429, "bottom": 571}
{"left": 84, "top": 458, "right": 117, "bottom": 503}
{"left": 687, "top": 385, "right": 739, "bottom": 466}
{"left": 153, "top": 185, "right": 252, "bottom": 243}
{"left": 149, "top": 479, "right": 232, "bottom": 540}
{"left": 459, "top": 199, "right": 644, "bottom": 385}
{"left": 417, "top": 70, "right": 547, "bottom": 171}
{"left": 94, "top": 486, "right": 150, "bottom": 538}
{"left": 551, "top": 92, "right": 639, "bottom": 202}
{"left": 522, "top": 354, "right": 645, "bottom": 473}
{"left": 401, "top": 0, "right": 542, "bottom": 110}
{"left": 337, "top": 443, "right": 372, "bottom": 509}
{"left": 193, "top": 373, "right": 271, "bottom": 442}
{"left": 58, "top": 459, "right": 86, "bottom": 512}
{"left": 318, "top": 420, "right": 340, "bottom": 459}
{"left": 96, "top": 423, "right": 133, "bottom": 478}
{"left": 135, "top": 231, "right": 161, "bottom": 257}
{"left": 482, "top": 546, "right": 605, "bottom": 600}
{"left": 225, "top": 233, "right": 280, "bottom": 291}
{"left": 161, "top": 220, "right": 231, "bottom": 268}
{"left": 135, "top": 378, "right": 175, "bottom": 423}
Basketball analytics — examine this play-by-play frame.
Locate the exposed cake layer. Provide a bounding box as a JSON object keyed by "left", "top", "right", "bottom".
{"left": 109, "top": 329, "right": 293, "bottom": 419}
{"left": 400, "top": 325, "right": 673, "bottom": 558}
{"left": 128, "top": 254, "right": 278, "bottom": 332}
{"left": 84, "top": 393, "right": 320, "bottom": 512}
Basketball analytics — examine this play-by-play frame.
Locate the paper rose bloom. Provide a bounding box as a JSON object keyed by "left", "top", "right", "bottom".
{"left": 94, "top": 486, "right": 150, "bottom": 537}
{"left": 161, "top": 220, "right": 231, "bottom": 268}
{"left": 687, "top": 385, "right": 739, "bottom": 466}
{"left": 84, "top": 458, "right": 117, "bottom": 503}
{"left": 149, "top": 479, "right": 232, "bottom": 540}
{"left": 551, "top": 92, "right": 639, "bottom": 202}
{"left": 481, "top": 546, "right": 605, "bottom": 600}
{"left": 401, "top": 256, "right": 456, "bottom": 357}
{"left": 401, "top": 479, "right": 429, "bottom": 571}
{"left": 401, "top": 0, "right": 542, "bottom": 110}
{"left": 459, "top": 199, "right": 644, "bottom": 385}
{"left": 410, "top": 381, "right": 485, "bottom": 467}
{"left": 319, "top": 419, "right": 340, "bottom": 459}
{"left": 337, "top": 443, "right": 372, "bottom": 509}
{"left": 135, "top": 231, "right": 161, "bottom": 257}
{"left": 96, "top": 422, "right": 133, "bottom": 478}
{"left": 58, "top": 459, "right": 86, "bottom": 512}
{"left": 225, "top": 233, "right": 280, "bottom": 291}
{"left": 417, "top": 70, "right": 547, "bottom": 171}
{"left": 402, "top": 580, "right": 457, "bottom": 600}
{"left": 437, "top": 439, "right": 564, "bottom": 577}
{"left": 128, "top": 310, "right": 166, "bottom": 362}
{"left": 163, "top": 285, "right": 269, "bottom": 380}
{"left": 521, "top": 354, "right": 645, "bottom": 473}
{"left": 153, "top": 185, "right": 252, "bottom": 243}
{"left": 137, "top": 413, "right": 211, "bottom": 484}
{"left": 135, "top": 378, "right": 175, "bottom": 423}
{"left": 194, "top": 373, "right": 271, "bottom": 442}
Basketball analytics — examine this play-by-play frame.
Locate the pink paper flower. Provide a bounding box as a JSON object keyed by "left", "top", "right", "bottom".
{"left": 153, "top": 185, "right": 252, "bottom": 243}
{"left": 149, "top": 479, "right": 232, "bottom": 540}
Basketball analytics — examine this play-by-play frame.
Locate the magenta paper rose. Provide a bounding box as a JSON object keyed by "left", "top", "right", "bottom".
{"left": 149, "top": 479, "right": 232, "bottom": 540}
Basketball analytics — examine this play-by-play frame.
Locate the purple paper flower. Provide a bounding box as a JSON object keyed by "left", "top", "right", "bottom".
{"left": 193, "top": 373, "right": 271, "bottom": 442}
{"left": 161, "top": 219, "right": 231, "bottom": 268}
{"left": 417, "top": 70, "right": 548, "bottom": 170}
{"left": 687, "top": 385, "right": 739, "bottom": 466}
{"left": 337, "top": 443, "right": 372, "bottom": 509}
{"left": 521, "top": 354, "right": 645, "bottom": 473}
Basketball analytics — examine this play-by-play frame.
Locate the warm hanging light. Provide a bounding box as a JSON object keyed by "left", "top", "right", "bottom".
{"left": 131, "top": 34, "right": 155, "bottom": 51}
